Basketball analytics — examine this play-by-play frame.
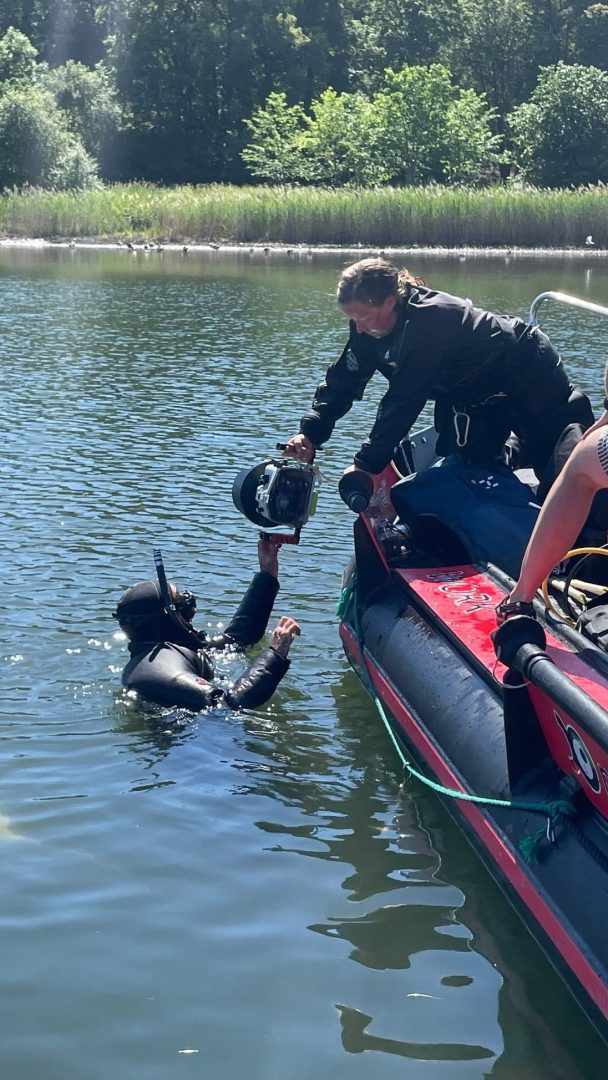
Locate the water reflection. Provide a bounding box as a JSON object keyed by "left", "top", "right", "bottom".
{"left": 337, "top": 1005, "right": 494, "bottom": 1062}
{"left": 109, "top": 625, "right": 608, "bottom": 1076}
{"left": 115, "top": 675, "right": 506, "bottom": 1072}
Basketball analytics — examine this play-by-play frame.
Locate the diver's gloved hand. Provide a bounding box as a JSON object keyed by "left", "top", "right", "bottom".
{"left": 495, "top": 596, "right": 536, "bottom": 625}
{"left": 270, "top": 616, "right": 301, "bottom": 657}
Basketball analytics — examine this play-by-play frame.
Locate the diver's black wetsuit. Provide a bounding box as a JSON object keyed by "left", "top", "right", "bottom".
{"left": 300, "top": 287, "right": 594, "bottom": 479}
{"left": 121, "top": 571, "right": 289, "bottom": 711}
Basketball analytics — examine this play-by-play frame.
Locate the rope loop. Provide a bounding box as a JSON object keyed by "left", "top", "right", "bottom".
{"left": 340, "top": 573, "right": 576, "bottom": 863}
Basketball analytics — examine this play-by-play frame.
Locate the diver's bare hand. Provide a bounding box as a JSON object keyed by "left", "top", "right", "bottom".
{"left": 258, "top": 538, "right": 279, "bottom": 578}
{"left": 271, "top": 616, "right": 301, "bottom": 657}
{"left": 284, "top": 434, "right": 315, "bottom": 462}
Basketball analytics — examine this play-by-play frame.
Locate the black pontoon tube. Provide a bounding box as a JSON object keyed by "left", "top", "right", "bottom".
{"left": 493, "top": 616, "right": 608, "bottom": 747}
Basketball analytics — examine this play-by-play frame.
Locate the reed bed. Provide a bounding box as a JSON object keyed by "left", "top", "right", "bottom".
{"left": 0, "top": 182, "right": 607, "bottom": 248}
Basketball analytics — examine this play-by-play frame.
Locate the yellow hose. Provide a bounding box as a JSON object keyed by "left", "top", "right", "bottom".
{"left": 541, "top": 546, "right": 608, "bottom": 623}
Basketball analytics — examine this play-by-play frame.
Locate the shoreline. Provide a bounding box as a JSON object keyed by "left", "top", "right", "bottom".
{"left": 2, "top": 182, "right": 606, "bottom": 254}
{"left": 0, "top": 236, "right": 606, "bottom": 258}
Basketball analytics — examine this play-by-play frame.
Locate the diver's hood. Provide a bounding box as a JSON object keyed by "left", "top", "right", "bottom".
{"left": 115, "top": 579, "right": 162, "bottom": 622}
{"left": 114, "top": 580, "right": 196, "bottom": 647}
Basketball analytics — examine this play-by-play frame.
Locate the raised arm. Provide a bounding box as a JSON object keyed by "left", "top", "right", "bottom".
{"left": 206, "top": 540, "right": 280, "bottom": 650}
{"left": 506, "top": 427, "right": 608, "bottom": 605}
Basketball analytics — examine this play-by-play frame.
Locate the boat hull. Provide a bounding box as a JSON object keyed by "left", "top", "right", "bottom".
{"left": 340, "top": 517, "right": 608, "bottom": 1040}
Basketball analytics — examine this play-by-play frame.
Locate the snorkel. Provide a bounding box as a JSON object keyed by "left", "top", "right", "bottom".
{"left": 153, "top": 547, "right": 176, "bottom": 617}
{"left": 153, "top": 547, "right": 208, "bottom": 650}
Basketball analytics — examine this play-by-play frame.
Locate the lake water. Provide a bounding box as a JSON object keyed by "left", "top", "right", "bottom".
{"left": 1, "top": 244, "right": 608, "bottom": 1079}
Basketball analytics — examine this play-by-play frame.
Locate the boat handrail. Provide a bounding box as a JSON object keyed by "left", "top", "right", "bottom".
{"left": 530, "top": 291, "right": 608, "bottom": 326}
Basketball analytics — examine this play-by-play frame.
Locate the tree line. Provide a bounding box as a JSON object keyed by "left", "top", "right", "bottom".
{"left": 0, "top": 0, "right": 608, "bottom": 191}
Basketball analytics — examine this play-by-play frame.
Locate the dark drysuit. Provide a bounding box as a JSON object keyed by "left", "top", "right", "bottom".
{"left": 119, "top": 571, "right": 288, "bottom": 711}
{"left": 300, "top": 287, "right": 594, "bottom": 479}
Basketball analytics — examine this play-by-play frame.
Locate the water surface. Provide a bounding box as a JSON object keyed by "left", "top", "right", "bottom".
{"left": 1, "top": 245, "right": 608, "bottom": 1078}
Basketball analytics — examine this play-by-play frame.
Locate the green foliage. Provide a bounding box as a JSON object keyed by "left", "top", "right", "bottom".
{"left": 0, "top": 1, "right": 108, "bottom": 67}
{"left": 578, "top": 4, "right": 608, "bottom": 68}
{"left": 299, "top": 89, "right": 379, "bottom": 184}
{"left": 441, "top": 0, "right": 536, "bottom": 119}
{"left": 0, "top": 86, "right": 98, "bottom": 189}
{"left": 41, "top": 60, "right": 120, "bottom": 161}
{"left": 369, "top": 65, "right": 452, "bottom": 183}
{"left": 346, "top": 0, "right": 461, "bottom": 93}
{"left": 106, "top": 0, "right": 349, "bottom": 182}
{"left": 508, "top": 62, "right": 608, "bottom": 185}
{"left": 0, "top": 26, "right": 37, "bottom": 87}
{"left": 290, "top": 0, "right": 350, "bottom": 101}
{"left": 242, "top": 64, "right": 502, "bottom": 186}
{"left": 373, "top": 65, "right": 501, "bottom": 183}
{"left": 0, "top": 26, "right": 107, "bottom": 186}
{"left": 0, "top": 1, "right": 607, "bottom": 189}
{"left": 242, "top": 92, "right": 310, "bottom": 183}
{"left": 243, "top": 87, "right": 382, "bottom": 185}
{"left": 442, "top": 88, "right": 505, "bottom": 182}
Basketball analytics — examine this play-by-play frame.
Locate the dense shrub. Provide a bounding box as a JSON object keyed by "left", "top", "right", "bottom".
{"left": 0, "top": 87, "right": 98, "bottom": 190}
{"left": 508, "top": 63, "right": 608, "bottom": 186}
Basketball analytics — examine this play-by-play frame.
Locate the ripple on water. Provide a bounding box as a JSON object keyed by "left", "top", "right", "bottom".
{"left": 0, "top": 249, "right": 607, "bottom": 1079}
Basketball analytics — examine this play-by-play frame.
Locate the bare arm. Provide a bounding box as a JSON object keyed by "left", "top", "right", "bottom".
{"left": 257, "top": 538, "right": 279, "bottom": 578}
{"left": 582, "top": 411, "right": 608, "bottom": 440}
{"left": 582, "top": 364, "right": 608, "bottom": 439}
{"left": 509, "top": 428, "right": 608, "bottom": 603}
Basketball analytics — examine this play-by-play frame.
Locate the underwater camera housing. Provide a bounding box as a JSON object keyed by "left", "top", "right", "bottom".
{"left": 232, "top": 455, "right": 319, "bottom": 541}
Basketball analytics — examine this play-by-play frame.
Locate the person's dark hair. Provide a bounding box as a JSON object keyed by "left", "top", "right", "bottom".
{"left": 336, "top": 258, "right": 426, "bottom": 307}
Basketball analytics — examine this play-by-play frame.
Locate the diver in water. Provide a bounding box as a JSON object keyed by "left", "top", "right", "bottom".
{"left": 114, "top": 540, "right": 300, "bottom": 711}
{"left": 285, "top": 258, "right": 594, "bottom": 494}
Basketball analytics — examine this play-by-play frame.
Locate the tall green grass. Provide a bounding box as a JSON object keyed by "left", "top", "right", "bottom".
{"left": 0, "top": 182, "right": 606, "bottom": 247}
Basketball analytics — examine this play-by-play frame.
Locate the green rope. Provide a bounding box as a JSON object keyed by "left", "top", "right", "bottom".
{"left": 336, "top": 573, "right": 356, "bottom": 621}
{"left": 340, "top": 571, "right": 575, "bottom": 862}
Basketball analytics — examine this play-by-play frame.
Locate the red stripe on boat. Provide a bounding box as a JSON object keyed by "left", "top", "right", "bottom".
{"left": 397, "top": 565, "right": 608, "bottom": 816}
{"left": 398, "top": 565, "right": 608, "bottom": 705}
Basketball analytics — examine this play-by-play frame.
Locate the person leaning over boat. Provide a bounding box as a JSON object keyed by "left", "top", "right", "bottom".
{"left": 114, "top": 540, "right": 300, "bottom": 711}
{"left": 496, "top": 401, "right": 608, "bottom": 621}
{"left": 284, "top": 258, "right": 594, "bottom": 490}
